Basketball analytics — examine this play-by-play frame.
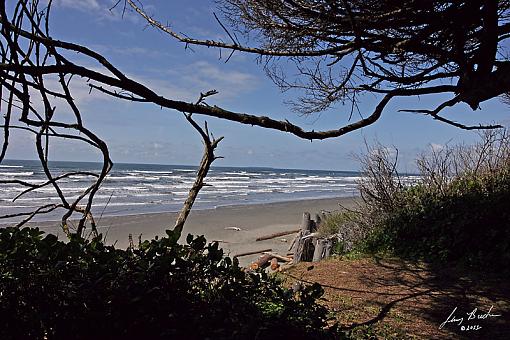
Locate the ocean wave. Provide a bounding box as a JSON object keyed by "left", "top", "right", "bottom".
{"left": 173, "top": 169, "right": 196, "bottom": 172}
{"left": 0, "top": 171, "right": 34, "bottom": 176}
{"left": 208, "top": 184, "right": 249, "bottom": 188}
{"left": 209, "top": 176, "right": 250, "bottom": 180}
{"left": 91, "top": 202, "right": 155, "bottom": 207}
{"left": 131, "top": 170, "right": 174, "bottom": 174}
{"left": 105, "top": 175, "right": 139, "bottom": 181}
{"left": 122, "top": 186, "right": 149, "bottom": 191}
{"left": 129, "top": 193, "right": 168, "bottom": 197}
{"left": 0, "top": 205, "right": 32, "bottom": 208}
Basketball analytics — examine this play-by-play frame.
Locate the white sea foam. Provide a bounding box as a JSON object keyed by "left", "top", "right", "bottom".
{"left": 0, "top": 165, "right": 24, "bottom": 168}
{"left": 93, "top": 194, "right": 120, "bottom": 199}
{"left": 208, "top": 184, "right": 249, "bottom": 188}
{"left": 157, "top": 175, "right": 186, "bottom": 180}
{"left": 106, "top": 175, "right": 139, "bottom": 180}
{"left": 173, "top": 169, "right": 196, "bottom": 172}
{"left": 210, "top": 176, "right": 250, "bottom": 180}
{"left": 340, "top": 176, "right": 363, "bottom": 182}
{"left": 146, "top": 184, "right": 170, "bottom": 190}
{"left": 291, "top": 184, "right": 324, "bottom": 188}
{"left": 172, "top": 191, "right": 190, "bottom": 196}
{"left": 91, "top": 202, "right": 152, "bottom": 207}
{"left": 131, "top": 170, "right": 174, "bottom": 174}
{"left": 69, "top": 175, "right": 95, "bottom": 179}
{"left": 138, "top": 176, "right": 160, "bottom": 181}
{"left": 0, "top": 162, "right": 365, "bottom": 217}
{"left": 0, "top": 205, "right": 32, "bottom": 208}
{"left": 122, "top": 186, "right": 149, "bottom": 191}
{"left": 0, "top": 171, "right": 34, "bottom": 176}
{"left": 130, "top": 193, "right": 168, "bottom": 197}
{"left": 14, "top": 197, "right": 60, "bottom": 202}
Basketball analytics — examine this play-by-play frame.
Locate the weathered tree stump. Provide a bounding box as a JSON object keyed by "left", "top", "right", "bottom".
{"left": 323, "top": 239, "right": 333, "bottom": 258}
{"left": 314, "top": 213, "right": 322, "bottom": 227}
{"left": 312, "top": 238, "right": 326, "bottom": 262}
{"left": 291, "top": 212, "right": 314, "bottom": 264}
{"left": 301, "top": 212, "right": 312, "bottom": 231}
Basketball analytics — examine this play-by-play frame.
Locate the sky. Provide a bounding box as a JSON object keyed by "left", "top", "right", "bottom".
{"left": 4, "top": 0, "right": 510, "bottom": 171}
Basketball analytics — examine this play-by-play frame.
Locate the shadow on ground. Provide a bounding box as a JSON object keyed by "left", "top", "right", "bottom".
{"left": 287, "top": 257, "right": 510, "bottom": 339}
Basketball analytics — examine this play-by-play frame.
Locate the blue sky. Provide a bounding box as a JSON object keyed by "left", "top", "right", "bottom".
{"left": 5, "top": 0, "right": 510, "bottom": 171}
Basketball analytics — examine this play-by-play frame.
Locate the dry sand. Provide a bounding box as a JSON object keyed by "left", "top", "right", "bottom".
{"left": 29, "top": 196, "right": 359, "bottom": 266}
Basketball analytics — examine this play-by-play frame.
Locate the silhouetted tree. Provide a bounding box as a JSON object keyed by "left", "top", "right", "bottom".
{"left": 129, "top": 0, "right": 509, "bottom": 127}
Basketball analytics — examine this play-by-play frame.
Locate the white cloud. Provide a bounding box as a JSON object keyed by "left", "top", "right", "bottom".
{"left": 53, "top": 0, "right": 101, "bottom": 11}
{"left": 164, "top": 60, "right": 259, "bottom": 101}
{"left": 194, "top": 61, "right": 255, "bottom": 85}
{"left": 91, "top": 44, "right": 169, "bottom": 59}
{"left": 52, "top": 0, "right": 141, "bottom": 23}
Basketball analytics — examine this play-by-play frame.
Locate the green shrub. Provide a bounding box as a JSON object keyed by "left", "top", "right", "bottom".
{"left": 317, "top": 211, "right": 366, "bottom": 254}
{"left": 0, "top": 227, "right": 333, "bottom": 339}
{"left": 317, "top": 212, "right": 352, "bottom": 237}
{"left": 354, "top": 130, "right": 510, "bottom": 271}
{"left": 362, "top": 170, "right": 510, "bottom": 268}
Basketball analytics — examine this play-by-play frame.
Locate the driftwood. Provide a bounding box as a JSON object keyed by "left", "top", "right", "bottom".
{"left": 262, "top": 252, "right": 292, "bottom": 262}
{"left": 270, "top": 258, "right": 279, "bottom": 270}
{"left": 292, "top": 212, "right": 315, "bottom": 264}
{"left": 324, "top": 240, "right": 333, "bottom": 258}
{"left": 250, "top": 254, "right": 273, "bottom": 270}
{"left": 224, "top": 226, "right": 242, "bottom": 231}
{"left": 312, "top": 239, "right": 326, "bottom": 262}
{"left": 288, "top": 232, "right": 300, "bottom": 251}
{"left": 300, "top": 212, "right": 312, "bottom": 231}
{"left": 293, "top": 234, "right": 314, "bottom": 264}
{"left": 301, "top": 232, "right": 318, "bottom": 240}
{"left": 278, "top": 262, "right": 294, "bottom": 272}
{"left": 211, "top": 239, "right": 229, "bottom": 244}
{"left": 233, "top": 248, "right": 272, "bottom": 258}
{"left": 290, "top": 212, "right": 336, "bottom": 263}
{"left": 256, "top": 229, "right": 300, "bottom": 241}
{"left": 314, "top": 213, "right": 322, "bottom": 227}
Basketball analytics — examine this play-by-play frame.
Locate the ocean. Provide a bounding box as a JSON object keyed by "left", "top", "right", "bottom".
{"left": 0, "top": 159, "right": 419, "bottom": 221}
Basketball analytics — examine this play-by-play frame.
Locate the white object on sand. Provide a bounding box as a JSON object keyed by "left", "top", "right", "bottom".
{"left": 224, "top": 226, "right": 242, "bottom": 231}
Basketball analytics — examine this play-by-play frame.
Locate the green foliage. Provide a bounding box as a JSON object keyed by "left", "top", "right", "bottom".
{"left": 351, "top": 131, "right": 510, "bottom": 271}
{"left": 317, "top": 212, "right": 353, "bottom": 237}
{"left": 0, "top": 227, "right": 332, "bottom": 340}
{"left": 360, "top": 168, "right": 510, "bottom": 271}
{"left": 317, "top": 211, "right": 366, "bottom": 255}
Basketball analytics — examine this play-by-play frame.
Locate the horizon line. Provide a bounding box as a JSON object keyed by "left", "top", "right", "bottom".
{"left": 2, "top": 158, "right": 360, "bottom": 174}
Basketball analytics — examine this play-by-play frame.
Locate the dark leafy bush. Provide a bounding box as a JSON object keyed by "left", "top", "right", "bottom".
{"left": 362, "top": 169, "right": 510, "bottom": 269}
{"left": 338, "top": 130, "right": 510, "bottom": 271}
{"left": 0, "top": 227, "right": 332, "bottom": 340}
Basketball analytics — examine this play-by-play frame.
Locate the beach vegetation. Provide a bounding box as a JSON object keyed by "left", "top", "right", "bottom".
{"left": 324, "top": 130, "right": 510, "bottom": 271}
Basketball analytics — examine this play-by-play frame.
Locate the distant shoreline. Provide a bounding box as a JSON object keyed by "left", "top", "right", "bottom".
{"left": 1, "top": 158, "right": 360, "bottom": 173}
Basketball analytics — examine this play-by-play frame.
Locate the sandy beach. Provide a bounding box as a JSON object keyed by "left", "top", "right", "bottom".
{"left": 32, "top": 196, "right": 358, "bottom": 266}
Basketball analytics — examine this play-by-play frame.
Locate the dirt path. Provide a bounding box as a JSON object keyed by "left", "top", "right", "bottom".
{"left": 285, "top": 257, "right": 510, "bottom": 339}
